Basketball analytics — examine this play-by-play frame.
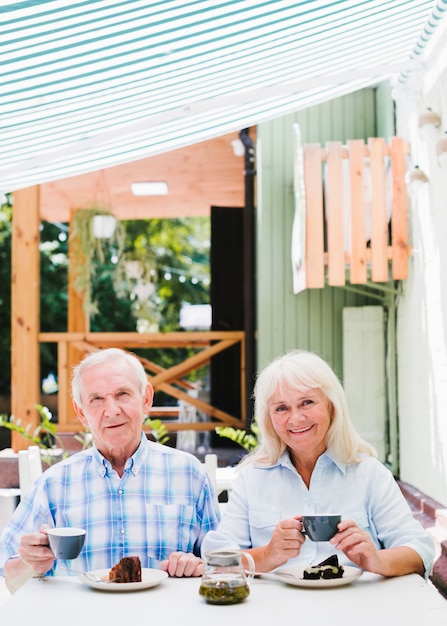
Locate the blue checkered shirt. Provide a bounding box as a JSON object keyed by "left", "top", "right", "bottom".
{"left": 0, "top": 435, "right": 221, "bottom": 576}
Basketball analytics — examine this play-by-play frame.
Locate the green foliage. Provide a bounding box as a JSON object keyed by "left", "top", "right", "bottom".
{"left": 39, "top": 221, "right": 69, "bottom": 382}
{"left": 0, "top": 405, "right": 68, "bottom": 464}
{"left": 0, "top": 210, "right": 211, "bottom": 410}
{"left": 143, "top": 416, "right": 170, "bottom": 445}
{"left": 215, "top": 420, "right": 259, "bottom": 452}
{"left": 70, "top": 207, "right": 125, "bottom": 316}
{"left": 0, "top": 195, "right": 12, "bottom": 395}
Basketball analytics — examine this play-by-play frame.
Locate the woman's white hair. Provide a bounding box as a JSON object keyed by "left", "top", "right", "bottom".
{"left": 243, "top": 349, "right": 376, "bottom": 466}
{"left": 71, "top": 348, "right": 148, "bottom": 406}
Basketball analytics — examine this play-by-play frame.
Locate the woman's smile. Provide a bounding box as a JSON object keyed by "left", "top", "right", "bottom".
{"left": 288, "top": 424, "right": 314, "bottom": 434}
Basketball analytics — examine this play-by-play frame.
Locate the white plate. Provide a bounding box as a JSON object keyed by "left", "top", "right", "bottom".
{"left": 273, "top": 565, "right": 363, "bottom": 588}
{"left": 79, "top": 568, "right": 168, "bottom": 592}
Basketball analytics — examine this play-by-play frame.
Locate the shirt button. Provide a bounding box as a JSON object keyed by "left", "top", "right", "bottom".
{"left": 120, "top": 528, "right": 125, "bottom": 535}
{"left": 118, "top": 489, "right": 123, "bottom": 495}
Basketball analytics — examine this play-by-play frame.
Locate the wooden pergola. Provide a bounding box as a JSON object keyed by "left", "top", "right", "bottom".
{"left": 10, "top": 132, "right": 248, "bottom": 450}
{"left": 9, "top": 135, "right": 411, "bottom": 451}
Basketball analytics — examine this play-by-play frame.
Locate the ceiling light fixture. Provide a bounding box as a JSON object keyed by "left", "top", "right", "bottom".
{"left": 231, "top": 139, "right": 245, "bottom": 157}
{"left": 131, "top": 182, "right": 169, "bottom": 196}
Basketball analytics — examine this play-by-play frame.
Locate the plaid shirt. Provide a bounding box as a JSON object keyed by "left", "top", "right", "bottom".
{"left": 0, "top": 435, "right": 220, "bottom": 576}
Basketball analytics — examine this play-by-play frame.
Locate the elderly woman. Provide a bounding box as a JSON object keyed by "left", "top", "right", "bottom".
{"left": 202, "top": 350, "right": 435, "bottom": 578}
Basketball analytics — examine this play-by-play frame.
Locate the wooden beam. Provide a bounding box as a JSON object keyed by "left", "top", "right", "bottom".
{"left": 326, "top": 141, "right": 346, "bottom": 286}
{"left": 369, "top": 138, "right": 389, "bottom": 282}
{"left": 390, "top": 136, "right": 410, "bottom": 279}
{"left": 348, "top": 139, "right": 368, "bottom": 284}
{"left": 304, "top": 144, "right": 325, "bottom": 288}
{"left": 67, "top": 208, "right": 89, "bottom": 423}
{"left": 11, "top": 187, "right": 41, "bottom": 451}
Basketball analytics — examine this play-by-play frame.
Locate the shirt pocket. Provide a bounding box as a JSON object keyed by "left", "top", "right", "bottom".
{"left": 249, "top": 509, "right": 281, "bottom": 529}
{"left": 343, "top": 510, "right": 370, "bottom": 532}
{"left": 145, "top": 504, "right": 195, "bottom": 557}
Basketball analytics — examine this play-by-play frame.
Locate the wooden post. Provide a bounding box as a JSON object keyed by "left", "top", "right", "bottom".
{"left": 325, "top": 141, "right": 345, "bottom": 286}
{"left": 11, "top": 186, "right": 41, "bottom": 451}
{"left": 65, "top": 208, "right": 90, "bottom": 427}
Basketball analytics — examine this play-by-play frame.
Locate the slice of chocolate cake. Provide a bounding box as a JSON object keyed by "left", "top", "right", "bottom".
{"left": 303, "top": 554, "right": 344, "bottom": 580}
{"left": 109, "top": 556, "right": 142, "bottom": 583}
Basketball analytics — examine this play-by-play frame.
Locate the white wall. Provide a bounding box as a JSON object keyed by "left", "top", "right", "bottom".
{"left": 394, "top": 25, "right": 447, "bottom": 504}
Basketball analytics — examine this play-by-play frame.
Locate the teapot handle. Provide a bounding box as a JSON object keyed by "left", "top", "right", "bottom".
{"left": 242, "top": 551, "right": 256, "bottom": 581}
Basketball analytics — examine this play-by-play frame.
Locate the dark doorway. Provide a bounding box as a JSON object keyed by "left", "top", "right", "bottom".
{"left": 210, "top": 206, "right": 245, "bottom": 429}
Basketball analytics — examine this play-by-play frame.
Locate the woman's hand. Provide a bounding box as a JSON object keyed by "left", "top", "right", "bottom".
{"left": 329, "top": 519, "right": 425, "bottom": 577}
{"left": 161, "top": 552, "right": 204, "bottom": 577}
{"left": 249, "top": 516, "right": 305, "bottom": 572}
{"left": 330, "top": 519, "right": 381, "bottom": 572}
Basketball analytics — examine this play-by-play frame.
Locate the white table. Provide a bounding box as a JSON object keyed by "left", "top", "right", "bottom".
{"left": 2, "top": 571, "right": 447, "bottom": 625}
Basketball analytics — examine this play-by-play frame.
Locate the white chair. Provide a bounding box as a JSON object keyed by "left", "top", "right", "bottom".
{"left": 202, "top": 454, "right": 230, "bottom": 515}
{"left": 18, "top": 445, "right": 43, "bottom": 497}
{"left": 203, "top": 453, "right": 218, "bottom": 493}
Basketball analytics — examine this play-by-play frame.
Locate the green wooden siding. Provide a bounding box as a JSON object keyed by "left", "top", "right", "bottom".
{"left": 256, "top": 87, "right": 387, "bottom": 381}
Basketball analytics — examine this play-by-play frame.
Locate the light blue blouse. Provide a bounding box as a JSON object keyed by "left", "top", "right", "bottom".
{"left": 201, "top": 450, "right": 435, "bottom": 577}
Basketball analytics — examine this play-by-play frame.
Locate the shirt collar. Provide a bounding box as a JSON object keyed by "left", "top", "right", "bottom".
{"left": 274, "top": 448, "right": 347, "bottom": 475}
{"left": 91, "top": 432, "right": 148, "bottom": 476}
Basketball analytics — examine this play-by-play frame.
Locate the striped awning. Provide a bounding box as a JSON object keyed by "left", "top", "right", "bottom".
{"left": 1, "top": 0, "right": 447, "bottom": 192}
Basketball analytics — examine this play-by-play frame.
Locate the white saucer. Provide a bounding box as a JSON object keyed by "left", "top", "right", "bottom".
{"left": 273, "top": 565, "right": 363, "bottom": 588}
{"left": 79, "top": 568, "right": 168, "bottom": 592}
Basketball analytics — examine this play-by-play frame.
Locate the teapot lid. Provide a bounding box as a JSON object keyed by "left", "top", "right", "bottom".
{"left": 204, "top": 550, "right": 242, "bottom": 566}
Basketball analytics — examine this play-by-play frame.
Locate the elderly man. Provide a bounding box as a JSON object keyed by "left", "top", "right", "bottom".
{"left": 0, "top": 348, "right": 220, "bottom": 593}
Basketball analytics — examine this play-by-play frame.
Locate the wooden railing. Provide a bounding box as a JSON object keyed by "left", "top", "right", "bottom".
{"left": 302, "top": 137, "right": 410, "bottom": 288}
{"left": 39, "top": 331, "right": 246, "bottom": 433}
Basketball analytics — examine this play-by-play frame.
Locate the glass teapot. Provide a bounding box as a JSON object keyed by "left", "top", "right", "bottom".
{"left": 199, "top": 550, "right": 255, "bottom": 605}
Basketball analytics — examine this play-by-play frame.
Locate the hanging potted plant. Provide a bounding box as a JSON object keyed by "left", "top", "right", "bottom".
{"left": 113, "top": 246, "right": 160, "bottom": 332}
{"left": 70, "top": 205, "right": 125, "bottom": 315}
{"left": 113, "top": 247, "right": 157, "bottom": 295}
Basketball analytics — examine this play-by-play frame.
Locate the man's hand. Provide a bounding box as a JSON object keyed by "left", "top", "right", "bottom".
{"left": 18, "top": 524, "right": 55, "bottom": 575}
{"left": 160, "top": 552, "right": 204, "bottom": 577}
{"left": 4, "top": 524, "right": 55, "bottom": 594}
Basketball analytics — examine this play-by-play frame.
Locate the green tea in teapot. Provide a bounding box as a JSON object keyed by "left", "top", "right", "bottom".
{"left": 200, "top": 549, "right": 254, "bottom": 605}
{"left": 199, "top": 577, "right": 250, "bottom": 605}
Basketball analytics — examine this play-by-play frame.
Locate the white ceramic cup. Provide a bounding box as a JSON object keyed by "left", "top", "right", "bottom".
{"left": 47, "top": 527, "right": 86, "bottom": 560}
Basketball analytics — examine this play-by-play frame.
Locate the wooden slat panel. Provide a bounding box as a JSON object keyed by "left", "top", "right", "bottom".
{"left": 326, "top": 141, "right": 346, "bottom": 286}
{"left": 390, "top": 136, "right": 410, "bottom": 279}
{"left": 301, "top": 135, "right": 410, "bottom": 290}
{"left": 304, "top": 144, "right": 325, "bottom": 288}
{"left": 348, "top": 139, "right": 368, "bottom": 284}
{"left": 369, "top": 138, "right": 389, "bottom": 282}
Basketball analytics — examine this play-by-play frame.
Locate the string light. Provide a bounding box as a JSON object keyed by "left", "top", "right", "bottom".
{"left": 160, "top": 264, "right": 209, "bottom": 286}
